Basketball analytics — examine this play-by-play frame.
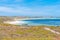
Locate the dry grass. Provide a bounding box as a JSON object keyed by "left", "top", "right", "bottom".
{"left": 0, "top": 23, "right": 60, "bottom": 40}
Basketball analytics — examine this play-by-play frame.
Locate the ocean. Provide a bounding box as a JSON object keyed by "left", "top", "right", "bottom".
{"left": 19, "top": 19, "right": 60, "bottom": 26}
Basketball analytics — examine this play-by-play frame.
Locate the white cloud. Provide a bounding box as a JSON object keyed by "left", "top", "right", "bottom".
{"left": 0, "top": 6, "right": 32, "bottom": 14}
{"left": 0, "top": 5, "right": 60, "bottom": 16}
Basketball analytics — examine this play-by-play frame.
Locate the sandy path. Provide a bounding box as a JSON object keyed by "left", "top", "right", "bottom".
{"left": 44, "top": 27, "right": 60, "bottom": 35}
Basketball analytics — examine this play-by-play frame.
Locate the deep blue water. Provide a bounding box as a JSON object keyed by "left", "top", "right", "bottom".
{"left": 19, "top": 19, "right": 60, "bottom": 26}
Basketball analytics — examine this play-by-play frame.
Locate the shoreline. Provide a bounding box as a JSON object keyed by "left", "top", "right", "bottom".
{"left": 3, "top": 18, "right": 60, "bottom": 26}
{"left": 14, "top": 18, "right": 60, "bottom": 21}
{"left": 4, "top": 21, "right": 60, "bottom": 27}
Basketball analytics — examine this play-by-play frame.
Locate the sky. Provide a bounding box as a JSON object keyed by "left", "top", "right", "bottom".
{"left": 0, "top": 0, "right": 60, "bottom": 17}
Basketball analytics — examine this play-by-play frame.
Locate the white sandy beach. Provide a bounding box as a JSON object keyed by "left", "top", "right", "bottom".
{"left": 4, "top": 21, "right": 27, "bottom": 25}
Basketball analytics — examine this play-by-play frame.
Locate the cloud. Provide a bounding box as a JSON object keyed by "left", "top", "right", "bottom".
{"left": 0, "top": 6, "right": 32, "bottom": 14}
{"left": 0, "top": 5, "right": 60, "bottom": 16}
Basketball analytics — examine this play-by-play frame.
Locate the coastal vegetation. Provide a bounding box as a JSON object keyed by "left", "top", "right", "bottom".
{"left": 0, "top": 16, "right": 60, "bottom": 40}
{"left": 0, "top": 23, "right": 60, "bottom": 40}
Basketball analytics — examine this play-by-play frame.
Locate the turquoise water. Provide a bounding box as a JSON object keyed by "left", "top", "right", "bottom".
{"left": 19, "top": 19, "right": 60, "bottom": 26}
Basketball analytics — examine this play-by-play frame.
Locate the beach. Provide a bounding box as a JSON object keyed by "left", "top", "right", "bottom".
{"left": 4, "top": 18, "right": 60, "bottom": 26}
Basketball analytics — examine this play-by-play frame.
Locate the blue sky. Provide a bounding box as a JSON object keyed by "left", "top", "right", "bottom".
{"left": 0, "top": 0, "right": 60, "bottom": 16}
